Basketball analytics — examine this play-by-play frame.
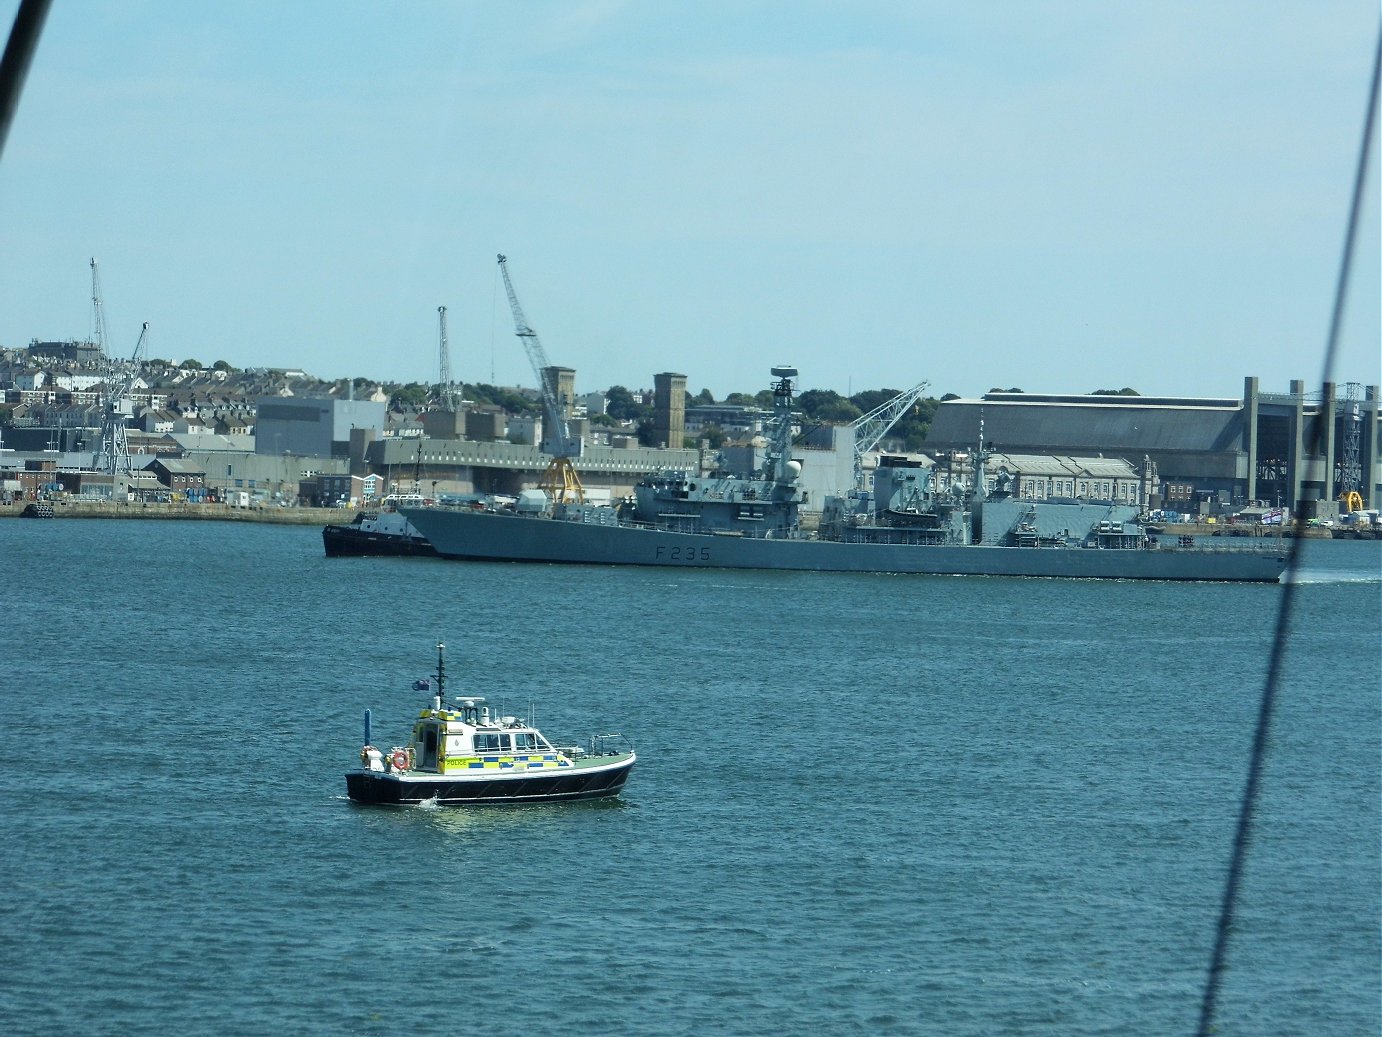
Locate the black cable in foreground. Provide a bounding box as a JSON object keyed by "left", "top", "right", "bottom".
{"left": 1194, "top": 23, "right": 1382, "bottom": 1037}
{"left": 0, "top": 0, "right": 51, "bottom": 162}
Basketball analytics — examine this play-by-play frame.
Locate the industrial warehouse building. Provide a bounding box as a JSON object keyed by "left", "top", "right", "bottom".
{"left": 923, "top": 378, "right": 1381, "bottom": 515}
{"left": 254, "top": 397, "right": 388, "bottom": 458}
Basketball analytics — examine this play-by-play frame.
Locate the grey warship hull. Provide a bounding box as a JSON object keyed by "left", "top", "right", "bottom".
{"left": 400, "top": 507, "right": 1286, "bottom": 582}
{"left": 400, "top": 366, "right": 1286, "bottom": 583}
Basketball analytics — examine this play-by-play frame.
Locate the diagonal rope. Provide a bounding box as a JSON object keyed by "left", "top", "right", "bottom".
{"left": 1194, "top": 23, "right": 1382, "bottom": 1037}
{"left": 0, "top": 0, "right": 52, "bottom": 162}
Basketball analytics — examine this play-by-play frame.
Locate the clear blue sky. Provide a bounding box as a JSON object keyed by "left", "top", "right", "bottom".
{"left": 1, "top": 2, "right": 1377, "bottom": 401}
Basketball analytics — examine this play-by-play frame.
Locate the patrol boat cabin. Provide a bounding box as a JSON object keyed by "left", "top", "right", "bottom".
{"left": 394, "top": 696, "right": 565, "bottom": 776}
{"left": 346, "top": 643, "right": 635, "bottom": 807}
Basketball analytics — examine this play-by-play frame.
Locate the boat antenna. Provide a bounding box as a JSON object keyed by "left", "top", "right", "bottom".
{"left": 1195, "top": 24, "right": 1381, "bottom": 1037}
{"left": 434, "top": 641, "right": 446, "bottom": 700}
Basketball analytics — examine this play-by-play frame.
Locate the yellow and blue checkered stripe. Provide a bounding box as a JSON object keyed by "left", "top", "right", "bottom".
{"left": 441, "top": 753, "right": 570, "bottom": 772}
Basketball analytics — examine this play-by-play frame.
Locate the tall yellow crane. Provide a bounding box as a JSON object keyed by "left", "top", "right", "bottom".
{"left": 496, "top": 255, "right": 585, "bottom": 504}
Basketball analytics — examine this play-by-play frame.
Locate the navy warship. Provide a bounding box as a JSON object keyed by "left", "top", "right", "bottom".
{"left": 401, "top": 367, "right": 1286, "bottom": 582}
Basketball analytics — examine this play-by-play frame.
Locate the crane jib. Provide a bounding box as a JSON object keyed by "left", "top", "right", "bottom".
{"left": 497, "top": 254, "right": 586, "bottom": 503}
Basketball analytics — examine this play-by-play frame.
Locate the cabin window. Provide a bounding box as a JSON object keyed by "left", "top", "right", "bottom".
{"left": 513, "top": 732, "right": 537, "bottom": 751}
{"left": 472, "top": 733, "right": 513, "bottom": 752}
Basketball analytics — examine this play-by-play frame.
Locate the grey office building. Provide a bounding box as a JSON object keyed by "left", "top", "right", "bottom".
{"left": 255, "top": 398, "right": 388, "bottom": 459}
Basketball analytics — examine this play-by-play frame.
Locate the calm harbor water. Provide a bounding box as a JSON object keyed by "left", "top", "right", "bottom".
{"left": 1, "top": 519, "right": 1378, "bottom": 1036}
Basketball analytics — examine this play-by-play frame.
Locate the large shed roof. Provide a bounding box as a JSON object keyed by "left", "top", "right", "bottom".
{"left": 927, "top": 398, "right": 1242, "bottom": 454}
{"left": 988, "top": 452, "right": 1139, "bottom": 478}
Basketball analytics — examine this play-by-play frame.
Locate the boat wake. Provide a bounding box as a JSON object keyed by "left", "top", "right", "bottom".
{"left": 1286, "top": 569, "right": 1382, "bottom": 586}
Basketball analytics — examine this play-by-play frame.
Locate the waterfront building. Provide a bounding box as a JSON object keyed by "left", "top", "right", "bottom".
{"left": 146, "top": 457, "right": 207, "bottom": 494}
{"left": 314, "top": 472, "right": 382, "bottom": 508}
{"left": 254, "top": 397, "right": 387, "bottom": 459}
{"left": 924, "top": 378, "right": 1381, "bottom": 512}
{"left": 915, "top": 451, "right": 1148, "bottom": 506}
{"left": 684, "top": 403, "right": 769, "bottom": 437}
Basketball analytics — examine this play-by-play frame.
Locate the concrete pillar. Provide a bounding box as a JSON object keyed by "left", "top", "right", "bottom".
{"left": 1320, "top": 382, "right": 1337, "bottom": 502}
{"left": 1243, "top": 376, "right": 1259, "bottom": 501}
{"left": 1288, "top": 379, "right": 1305, "bottom": 510}
{"left": 1366, "top": 385, "right": 1381, "bottom": 508}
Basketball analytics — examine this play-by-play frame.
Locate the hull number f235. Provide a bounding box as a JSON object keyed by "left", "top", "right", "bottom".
{"left": 654, "top": 545, "right": 711, "bottom": 562}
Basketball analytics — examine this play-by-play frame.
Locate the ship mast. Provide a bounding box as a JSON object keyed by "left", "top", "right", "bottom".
{"left": 765, "top": 366, "right": 798, "bottom": 483}
{"left": 971, "top": 413, "right": 988, "bottom": 505}
{"left": 967, "top": 413, "right": 988, "bottom": 544}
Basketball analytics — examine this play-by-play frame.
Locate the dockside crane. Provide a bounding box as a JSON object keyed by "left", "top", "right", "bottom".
{"left": 89, "top": 257, "right": 112, "bottom": 360}
{"left": 93, "top": 321, "right": 149, "bottom": 479}
{"left": 496, "top": 254, "right": 585, "bottom": 503}
{"left": 1338, "top": 381, "right": 1365, "bottom": 511}
{"left": 848, "top": 380, "right": 930, "bottom": 493}
{"left": 436, "top": 305, "right": 459, "bottom": 411}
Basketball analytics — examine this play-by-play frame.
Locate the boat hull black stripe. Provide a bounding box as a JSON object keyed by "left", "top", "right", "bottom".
{"left": 345, "top": 758, "right": 634, "bottom": 806}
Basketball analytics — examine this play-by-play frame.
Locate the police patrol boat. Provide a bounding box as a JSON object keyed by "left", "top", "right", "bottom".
{"left": 345, "top": 642, "right": 635, "bottom": 806}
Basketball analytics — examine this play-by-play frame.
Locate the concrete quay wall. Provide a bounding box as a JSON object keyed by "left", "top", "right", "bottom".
{"left": 0, "top": 500, "right": 342, "bottom": 525}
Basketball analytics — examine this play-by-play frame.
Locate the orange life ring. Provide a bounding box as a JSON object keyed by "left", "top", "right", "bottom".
{"left": 390, "top": 749, "right": 409, "bottom": 772}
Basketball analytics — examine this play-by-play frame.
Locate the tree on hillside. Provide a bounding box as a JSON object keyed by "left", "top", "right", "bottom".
{"left": 848, "top": 388, "right": 903, "bottom": 416}
{"left": 464, "top": 383, "right": 539, "bottom": 413}
{"left": 723, "top": 392, "right": 757, "bottom": 406}
{"left": 605, "top": 385, "right": 650, "bottom": 422}
{"left": 797, "top": 388, "right": 862, "bottom": 424}
{"left": 988, "top": 386, "right": 1022, "bottom": 394}
{"left": 1091, "top": 387, "right": 1140, "bottom": 396}
{"left": 691, "top": 387, "right": 715, "bottom": 405}
{"left": 212, "top": 360, "right": 234, "bottom": 372}
{"left": 389, "top": 383, "right": 429, "bottom": 409}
